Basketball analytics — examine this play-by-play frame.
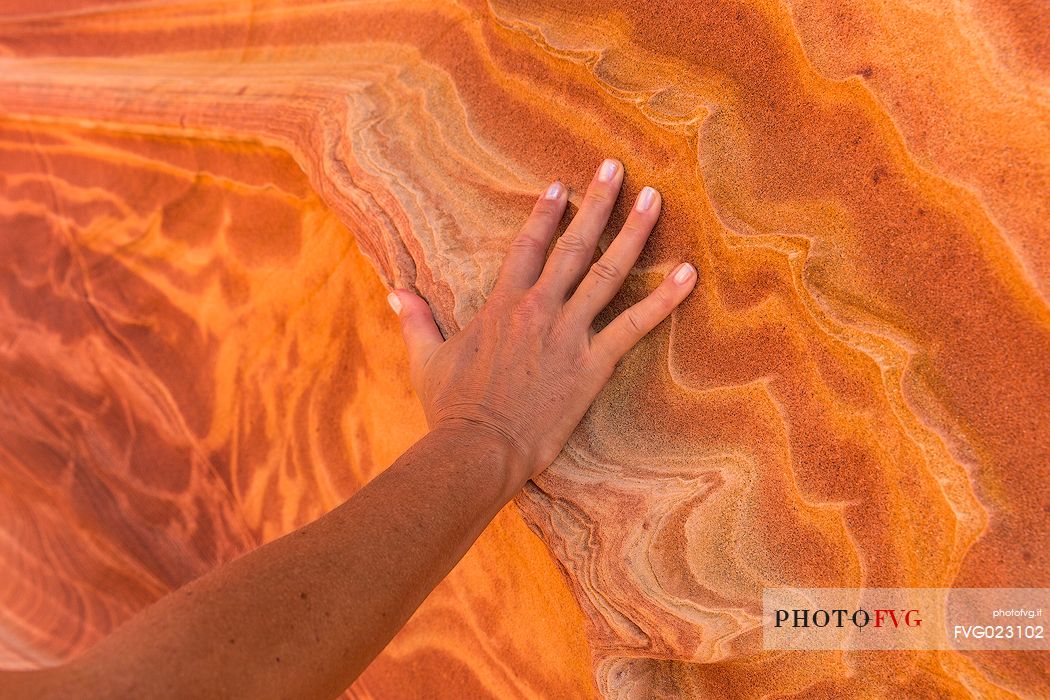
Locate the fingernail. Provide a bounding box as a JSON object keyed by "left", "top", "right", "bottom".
{"left": 544, "top": 181, "right": 563, "bottom": 200}
{"left": 635, "top": 186, "right": 657, "bottom": 212}
{"left": 387, "top": 292, "right": 402, "bottom": 314}
{"left": 672, "top": 262, "right": 696, "bottom": 285}
{"left": 597, "top": 158, "right": 619, "bottom": 183}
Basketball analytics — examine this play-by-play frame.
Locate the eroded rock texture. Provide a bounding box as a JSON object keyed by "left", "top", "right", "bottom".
{"left": 1, "top": 0, "right": 1047, "bottom": 698}
{"left": 0, "top": 122, "right": 596, "bottom": 697}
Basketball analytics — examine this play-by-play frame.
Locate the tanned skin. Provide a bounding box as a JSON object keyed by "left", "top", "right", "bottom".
{"left": 3, "top": 158, "right": 696, "bottom": 700}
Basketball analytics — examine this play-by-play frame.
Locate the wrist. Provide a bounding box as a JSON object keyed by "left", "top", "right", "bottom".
{"left": 428, "top": 418, "right": 532, "bottom": 501}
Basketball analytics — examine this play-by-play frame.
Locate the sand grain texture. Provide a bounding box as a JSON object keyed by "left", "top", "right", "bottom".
{"left": 0, "top": 0, "right": 1048, "bottom": 697}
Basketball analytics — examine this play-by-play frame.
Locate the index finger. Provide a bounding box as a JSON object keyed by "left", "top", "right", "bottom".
{"left": 496, "top": 181, "right": 568, "bottom": 289}
{"left": 534, "top": 158, "right": 623, "bottom": 300}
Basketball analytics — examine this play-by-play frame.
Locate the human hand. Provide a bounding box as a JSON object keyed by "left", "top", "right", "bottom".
{"left": 388, "top": 158, "right": 696, "bottom": 485}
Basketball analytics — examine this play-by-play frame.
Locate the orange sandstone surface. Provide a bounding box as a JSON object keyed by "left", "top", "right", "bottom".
{"left": 0, "top": 123, "right": 595, "bottom": 698}
{"left": 0, "top": 1, "right": 1048, "bottom": 698}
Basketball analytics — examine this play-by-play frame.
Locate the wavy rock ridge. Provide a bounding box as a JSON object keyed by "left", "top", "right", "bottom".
{"left": 1, "top": 0, "right": 1048, "bottom": 697}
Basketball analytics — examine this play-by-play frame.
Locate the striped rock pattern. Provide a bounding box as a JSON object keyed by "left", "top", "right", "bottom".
{"left": 1, "top": 0, "right": 1047, "bottom": 697}
{"left": 0, "top": 122, "right": 595, "bottom": 697}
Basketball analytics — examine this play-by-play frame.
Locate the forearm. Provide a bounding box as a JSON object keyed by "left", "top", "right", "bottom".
{"left": 39, "top": 423, "right": 523, "bottom": 700}
{"left": 5, "top": 159, "right": 689, "bottom": 699}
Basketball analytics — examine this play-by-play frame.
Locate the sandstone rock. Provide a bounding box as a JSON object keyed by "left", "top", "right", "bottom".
{"left": 1, "top": 0, "right": 1047, "bottom": 697}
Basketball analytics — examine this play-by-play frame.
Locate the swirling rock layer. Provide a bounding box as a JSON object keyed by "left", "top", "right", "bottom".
{"left": 1, "top": 0, "right": 1047, "bottom": 697}
{"left": 0, "top": 123, "right": 595, "bottom": 697}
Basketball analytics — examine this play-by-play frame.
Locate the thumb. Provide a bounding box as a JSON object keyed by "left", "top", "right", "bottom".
{"left": 388, "top": 289, "right": 444, "bottom": 375}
